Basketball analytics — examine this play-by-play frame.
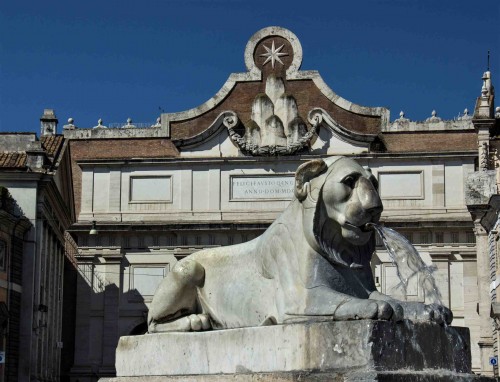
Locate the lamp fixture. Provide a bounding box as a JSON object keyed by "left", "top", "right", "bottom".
{"left": 89, "top": 221, "right": 98, "bottom": 235}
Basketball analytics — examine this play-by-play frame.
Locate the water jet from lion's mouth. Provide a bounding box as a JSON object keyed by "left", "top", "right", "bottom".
{"left": 370, "top": 223, "right": 443, "bottom": 305}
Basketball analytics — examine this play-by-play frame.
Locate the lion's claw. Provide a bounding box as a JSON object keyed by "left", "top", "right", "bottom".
{"left": 395, "top": 302, "right": 453, "bottom": 325}
{"left": 377, "top": 301, "right": 393, "bottom": 320}
{"left": 334, "top": 299, "right": 394, "bottom": 321}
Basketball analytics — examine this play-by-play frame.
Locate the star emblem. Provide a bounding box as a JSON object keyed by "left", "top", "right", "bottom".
{"left": 260, "top": 40, "right": 288, "bottom": 69}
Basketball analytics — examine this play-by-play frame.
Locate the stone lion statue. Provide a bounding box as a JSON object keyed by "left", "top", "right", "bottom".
{"left": 148, "top": 156, "right": 452, "bottom": 332}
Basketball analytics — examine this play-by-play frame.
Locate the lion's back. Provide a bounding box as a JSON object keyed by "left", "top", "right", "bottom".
{"left": 189, "top": 238, "right": 278, "bottom": 327}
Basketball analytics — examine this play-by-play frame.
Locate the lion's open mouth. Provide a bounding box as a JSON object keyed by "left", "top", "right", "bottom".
{"left": 344, "top": 221, "right": 374, "bottom": 233}
{"left": 363, "top": 222, "right": 375, "bottom": 232}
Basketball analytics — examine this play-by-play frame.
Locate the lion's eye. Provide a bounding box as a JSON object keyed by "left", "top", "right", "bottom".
{"left": 341, "top": 174, "right": 358, "bottom": 189}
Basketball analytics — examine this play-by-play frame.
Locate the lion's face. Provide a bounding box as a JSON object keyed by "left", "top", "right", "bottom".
{"left": 318, "top": 157, "right": 382, "bottom": 246}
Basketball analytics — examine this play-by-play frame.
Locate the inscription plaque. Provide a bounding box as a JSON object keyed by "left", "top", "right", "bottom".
{"left": 231, "top": 175, "right": 294, "bottom": 200}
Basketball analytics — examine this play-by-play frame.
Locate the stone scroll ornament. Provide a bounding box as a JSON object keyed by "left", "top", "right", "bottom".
{"left": 226, "top": 75, "right": 318, "bottom": 156}
{"left": 148, "top": 156, "right": 453, "bottom": 333}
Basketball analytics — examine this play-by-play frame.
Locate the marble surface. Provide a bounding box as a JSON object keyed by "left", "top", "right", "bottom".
{"left": 102, "top": 320, "right": 482, "bottom": 381}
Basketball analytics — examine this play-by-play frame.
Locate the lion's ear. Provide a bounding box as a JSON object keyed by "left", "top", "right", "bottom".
{"left": 294, "top": 159, "right": 327, "bottom": 201}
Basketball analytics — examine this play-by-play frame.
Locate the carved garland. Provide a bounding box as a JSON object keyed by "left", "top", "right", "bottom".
{"left": 227, "top": 119, "right": 319, "bottom": 156}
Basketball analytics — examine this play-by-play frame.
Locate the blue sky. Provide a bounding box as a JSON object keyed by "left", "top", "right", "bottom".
{"left": 1, "top": 0, "right": 498, "bottom": 134}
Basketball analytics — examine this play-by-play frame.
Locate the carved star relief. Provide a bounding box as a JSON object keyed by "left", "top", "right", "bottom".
{"left": 260, "top": 40, "right": 288, "bottom": 69}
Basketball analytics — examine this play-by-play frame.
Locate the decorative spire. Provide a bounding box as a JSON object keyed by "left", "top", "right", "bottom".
{"left": 93, "top": 118, "right": 107, "bottom": 129}
{"left": 151, "top": 116, "right": 161, "bottom": 128}
{"left": 396, "top": 110, "right": 409, "bottom": 123}
{"left": 457, "top": 108, "right": 472, "bottom": 121}
{"left": 425, "top": 110, "right": 441, "bottom": 122}
{"left": 474, "top": 70, "right": 495, "bottom": 118}
{"left": 63, "top": 117, "right": 76, "bottom": 130}
{"left": 124, "top": 118, "right": 136, "bottom": 128}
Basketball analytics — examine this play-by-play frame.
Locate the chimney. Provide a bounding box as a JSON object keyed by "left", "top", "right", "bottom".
{"left": 40, "top": 109, "right": 58, "bottom": 136}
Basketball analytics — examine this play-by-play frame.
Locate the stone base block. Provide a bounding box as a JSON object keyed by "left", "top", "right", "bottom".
{"left": 101, "top": 320, "right": 492, "bottom": 381}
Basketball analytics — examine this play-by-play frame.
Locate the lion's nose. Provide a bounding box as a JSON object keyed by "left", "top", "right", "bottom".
{"left": 357, "top": 177, "right": 383, "bottom": 217}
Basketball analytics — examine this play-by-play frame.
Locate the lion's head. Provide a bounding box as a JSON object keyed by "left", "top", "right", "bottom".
{"left": 294, "top": 157, "right": 382, "bottom": 268}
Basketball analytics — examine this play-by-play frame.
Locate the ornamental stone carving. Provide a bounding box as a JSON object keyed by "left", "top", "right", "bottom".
{"left": 227, "top": 75, "right": 317, "bottom": 156}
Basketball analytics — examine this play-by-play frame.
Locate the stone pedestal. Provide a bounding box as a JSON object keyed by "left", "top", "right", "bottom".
{"left": 101, "top": 320, "right": 492, "bottom": 381}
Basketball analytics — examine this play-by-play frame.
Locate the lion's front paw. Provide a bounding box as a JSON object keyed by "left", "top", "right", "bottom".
{"left": 426, "top": 303, "right": 453, "bottom": 325}
{"left": 334, "top": 299, "right": 394, "bottom": 321}
{"left": 403, "top": 303, "right": 453, "bottom": 325}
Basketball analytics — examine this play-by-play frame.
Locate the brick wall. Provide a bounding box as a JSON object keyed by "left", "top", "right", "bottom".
{"left": 170, "top": 79, "right": 383, "bottom": 140}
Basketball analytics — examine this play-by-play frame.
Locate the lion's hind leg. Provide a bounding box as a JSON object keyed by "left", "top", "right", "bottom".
{"left": 148, "top": 258, "right": 209, "bottom": 333}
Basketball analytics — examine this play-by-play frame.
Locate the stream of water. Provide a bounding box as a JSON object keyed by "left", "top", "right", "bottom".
{"left": 370, "top": 224, "right": 443, "bottom": 305}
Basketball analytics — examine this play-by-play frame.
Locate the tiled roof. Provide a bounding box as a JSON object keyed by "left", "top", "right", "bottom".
{"left": 41, "top": 135, "right": 64, "bottom": 159}
{"left": 0, "top": 153, "right": 27, "bottom": 168}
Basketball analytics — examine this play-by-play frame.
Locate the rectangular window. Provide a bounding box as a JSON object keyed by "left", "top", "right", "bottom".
{"left": 435, "top": 232, "right": 444, "bottom": 244}
{"left": 167, "top": 236, "right": 176, "bottom": 246}
{"left": 79, "top": 236, "right": 88, "bottom": 247}
{"left": 153, "top": 235, "right": 159, "bottom": 247}
{"left": 404, "top": 233, "right": 413, "bottom": 243}
{"left": 466, "top": 232, "right": 476, "bottom": 244}
{"left": 130, "top": 176, "right": 172, "bottom": 202}
{"left": 451, "top": 232, "right": 459, "bottom": 244}
{"left": 420, "top": 232, "right": 429, "bottom": 244}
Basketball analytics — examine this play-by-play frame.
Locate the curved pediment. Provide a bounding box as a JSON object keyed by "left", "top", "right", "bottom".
{"left": 166, "top": 26, "right": 389, "bottom": 155}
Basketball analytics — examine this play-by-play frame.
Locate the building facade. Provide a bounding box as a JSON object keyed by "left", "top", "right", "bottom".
{"left": 53, "top": 26, "right": 499, "bottom": 380}
{"left": 0, "top": 117, "right": 76, "bottom": 381}
{"left": 0, "top": 186, "right": 31, "bottom": 381}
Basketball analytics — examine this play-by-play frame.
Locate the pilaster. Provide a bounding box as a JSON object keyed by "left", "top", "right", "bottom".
{"left": 102, "top": 255, "right": 122, "bottom": 373}
{"left": 471, "top": 208, "right": 494, "bottom": 376}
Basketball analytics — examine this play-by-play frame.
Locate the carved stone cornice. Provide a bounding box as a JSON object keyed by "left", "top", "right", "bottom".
{"left": 173, "top": 111, "right": 238, "bottom": 148}
{"left": 308, "top": 108, "right": 378, "bottom": 145}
